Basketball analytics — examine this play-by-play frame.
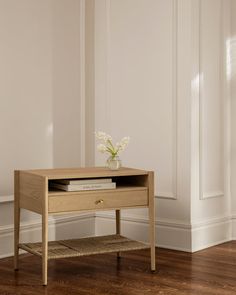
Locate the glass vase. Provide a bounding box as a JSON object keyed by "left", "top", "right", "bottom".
{"left": 107, "top": 155, "right": 121, "bottom": 170}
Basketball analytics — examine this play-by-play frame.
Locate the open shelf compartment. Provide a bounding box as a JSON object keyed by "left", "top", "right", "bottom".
{"left": 48, "top": 174, "right": 149, "bottom": 193}
{"left": 19, "top": 234, "right": 150, "bottom": 260}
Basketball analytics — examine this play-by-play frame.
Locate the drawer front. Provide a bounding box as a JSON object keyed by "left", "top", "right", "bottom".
{"left": 48, "top": 189, "right": 148, "bottom": 213}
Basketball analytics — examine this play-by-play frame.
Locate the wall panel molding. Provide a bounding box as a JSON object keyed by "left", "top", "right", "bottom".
{"left": 80, "top": 0, "right": 86, "bottom": 166}
{"left": 154, "top": 0, "right": 178, "bottom": 199}
{"left": 198, "top": 0, "right": 226, "bottom": 200}
{"left": 165, "top": 0, "right": 178, "bottom": 200}
{"left": 103, "top": 0, "right": 179, "bottom": 200}
{"left": 105, "top": 0, "right": 111, "bottom": 134}
{"left": 152, "top": 0, "right": 179, "bottom": 200}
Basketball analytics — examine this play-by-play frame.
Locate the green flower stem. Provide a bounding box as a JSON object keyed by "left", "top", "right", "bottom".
{"left": 106, "top": 147, "right": 115, "bottom": 154}
{"left": 107, "top": 140, "right": 116, "bottom": 152}
{"left": 106, "top": 140, "right": 118, "bottom": 158}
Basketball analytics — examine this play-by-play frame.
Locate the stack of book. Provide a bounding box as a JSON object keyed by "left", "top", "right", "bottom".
{"left": 50, "top": 178, "right": 116, "bottom": 192}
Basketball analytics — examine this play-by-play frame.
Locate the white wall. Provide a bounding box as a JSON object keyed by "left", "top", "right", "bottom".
{"left": 190, "top": 0, "right": 232, "bottom": 251}
{"left": 94, "top": 0, "right": 233, "bottom": 252}
{"left": 0, "top": 0, "right": 94, "bottom": 258}
{"left": 94, "top": 0, "right": 192, "bottom": 250}
{"left": 231, "top": 0, "right": 236, "bottom": 237}
{"left": 85, "top": 0, "right": 95, "bottom": 166}
{"left": 0, "top": 0, "right": 53, "bottom": 198}
{"left": 0, "top": 0, "right": 235, "bottom": 258}
{"left": 52, "top": 0, "right": 82, "bottom": 168}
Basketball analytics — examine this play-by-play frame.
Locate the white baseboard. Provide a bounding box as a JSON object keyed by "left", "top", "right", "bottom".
{"left": 0, "top": 211, "right": 233, "bottom": 259}
{"left": 95, "top": 212, "right": 192, "bottom": 252}
{"left": 230, "top": 214, "right": 236, "bottom": 239}
{"left": 0, "top": 213, "right": 95, "bottom": 259}
{"left": 95, "top": 212, "right": 232, "bottom": 252}
{"left": 191, "top": 215, "right": 232, "bottom": 252}
{"left": 0, "top": 195, "right": 14, "bottom": 203}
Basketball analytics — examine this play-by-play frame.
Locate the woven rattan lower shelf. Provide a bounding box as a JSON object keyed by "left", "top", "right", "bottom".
{"left": 19, "top": 234, "right": 150, "bottom": 260}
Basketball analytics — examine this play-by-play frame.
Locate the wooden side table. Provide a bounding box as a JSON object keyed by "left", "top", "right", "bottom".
{"left": 14, "top": 167, "right": 155, "bottom": 285}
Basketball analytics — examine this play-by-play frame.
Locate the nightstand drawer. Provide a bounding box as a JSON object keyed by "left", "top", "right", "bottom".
{"left": 48, "top": 187, "right": 148, "bottom": 213}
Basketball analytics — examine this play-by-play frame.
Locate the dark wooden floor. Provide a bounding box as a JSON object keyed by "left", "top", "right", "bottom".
{"left": 1, "top": 242, "right": 236, "bottom": 295}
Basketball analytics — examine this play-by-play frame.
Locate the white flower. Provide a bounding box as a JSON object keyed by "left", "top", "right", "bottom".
{"left": 104, "top": 134, "right": 112, "bottom": 143}
{"left": 95, "top": 131, "right": 130, "bottom": 156}
{"left": 121, "top": 136, "right": 130, "bottom": 146}
{"left": 95, "top": 131, "right": 112, "bottom": 143}
{"left": 95, "top": 131, "right": 106, "bottom": 140}
{"left": 97, "top": 144, "right": 107, "bottom": 153}
{"left": 115, "top": 137, "right": 130, "bottom": 152}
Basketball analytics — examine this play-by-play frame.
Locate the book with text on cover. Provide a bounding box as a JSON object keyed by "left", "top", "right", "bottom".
{"left": 50, "top": 182, "right": 116, "bottom": 192}
{"left": 54, "top": 178, "right": 112, "bottom": 185}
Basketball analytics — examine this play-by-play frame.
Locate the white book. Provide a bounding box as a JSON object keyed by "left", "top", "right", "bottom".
{"left": 55, "top": 178, "right": 112, "bottom": 185}
{"left": 50, "top": 182, "right": 116, "bottom": 192}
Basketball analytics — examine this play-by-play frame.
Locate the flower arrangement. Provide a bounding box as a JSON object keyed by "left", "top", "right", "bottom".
{"left": 95, "top": 131, "right": 130, "bottom": 159}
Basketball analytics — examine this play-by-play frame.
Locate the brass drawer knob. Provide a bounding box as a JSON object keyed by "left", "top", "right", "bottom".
{"left": 95, "top": 199, "right": 104, "bottom": 205}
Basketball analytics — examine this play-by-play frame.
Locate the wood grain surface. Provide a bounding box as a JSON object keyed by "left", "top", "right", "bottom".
{"left": 25, "top": 167, "right": 149, "bottom": 179}
{"left": 1, "top": 242, "right": 236, "bottom": 294}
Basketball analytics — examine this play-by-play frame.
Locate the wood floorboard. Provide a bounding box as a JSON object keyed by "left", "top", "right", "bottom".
{"left": 1, "top": 242, "right": 236, "bottom": 294}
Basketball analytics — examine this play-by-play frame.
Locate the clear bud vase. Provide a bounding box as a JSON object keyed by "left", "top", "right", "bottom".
{"left": 107, "top": 155, "right": 122, "bottom": 170}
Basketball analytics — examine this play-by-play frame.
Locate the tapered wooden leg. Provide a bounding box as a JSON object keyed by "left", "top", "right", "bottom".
{"left": 14, "top": 171, "right": 20, "bottom": 271}
{"left": 149, "top": 204, "right": 156, "bottom": 271}
{"left": 14, "top": 209, "right": 20, "bottom": 270}
{"left": 148, "top": 172, "right": 156, "bottom": 272}
{"left": 42, "top": 211, "right": 48, "bottom": 286}
{"left": 116, "top": 210, "right": 121, "bottom": 258}
{"left": 14, "top": 207, "right": 20, "bottom": 270}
